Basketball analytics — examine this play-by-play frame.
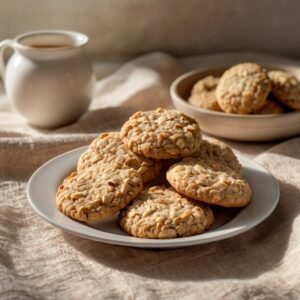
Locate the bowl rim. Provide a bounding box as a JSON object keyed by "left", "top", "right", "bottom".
{"left": 170, "top": 67, "right": 300, "bottom": 119}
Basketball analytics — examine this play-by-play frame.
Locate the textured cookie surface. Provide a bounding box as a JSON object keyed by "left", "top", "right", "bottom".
{"left": 188, "top": 76, "right": 221, "bottom": 111}
{"left": 77, "top": 132, "right": 161, "bottom": 183}
{"left": 196, "top": 139, "right": 241, "bottom": 173}
{"left": 121, "top": 108, "right": 202, "bottom": 159}
{"left": 254, "top": 99, "right": 284, "bottom": 114}
{"left": 167, "top": 158, "right": 251, "bottom": 207}
{"left": 216, "top": 63, "right": 271, "bottom": 114}
{"left": 268, "top": 70, "right": 300, "bottom": 109}
{"left": 56, "top": 164, "right": 143, "bottom": 222}
{"left": 119, "top": 186, "right": 214, "bottom": 239}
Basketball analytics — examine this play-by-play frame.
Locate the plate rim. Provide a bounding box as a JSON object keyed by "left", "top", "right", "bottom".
{"left": 26, "top": 146, "right": 280, "bottom": 248}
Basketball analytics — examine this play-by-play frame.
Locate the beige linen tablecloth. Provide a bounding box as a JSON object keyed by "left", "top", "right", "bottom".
{"left": 0, "top": 52, "right": 300, "bottom": 300}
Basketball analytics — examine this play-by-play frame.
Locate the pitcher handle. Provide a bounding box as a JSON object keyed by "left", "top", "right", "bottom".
{"left": 0, "top": 39, "right": 14, "bottom": 80}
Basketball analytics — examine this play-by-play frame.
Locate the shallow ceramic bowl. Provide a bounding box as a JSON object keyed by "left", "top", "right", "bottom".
{"left": 170, "top": 65, "right": 300, "bottom": 141}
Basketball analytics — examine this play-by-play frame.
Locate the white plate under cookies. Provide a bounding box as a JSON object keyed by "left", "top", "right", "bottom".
{"left": 27, "top": 146, "right": 280, "bottom": 249}
{"left": 170, "top": 63, "right": 300, "bottom": 141}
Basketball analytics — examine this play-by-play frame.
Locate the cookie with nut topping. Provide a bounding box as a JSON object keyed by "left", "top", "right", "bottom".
{"left": 167, "top": 158, "right": 251, "bottom": 207}
{"left": 268, "top": 70, "right": 300, "bottom": 110}
{"left": 188, "top": 76, "right": 221, "bottom": 111}
{"left": 216, "top": 63, "right": 271, "bottom": 114}
{"left": 119, "top": 186, "right": 214, "bottom": 239}
{"left": 120, "top": 108, "right": 202, "bottom": 159}
{"left": 77, "top": 132, "right": 162, "bottom": 183}
{"left": 196, "top": 138, "right": 241, "bottom": 173}
{"left": 56, "top": 164, "right": 143, "bottom": 222}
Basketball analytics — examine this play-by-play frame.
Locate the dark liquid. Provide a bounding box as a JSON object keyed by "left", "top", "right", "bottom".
{"left": 30, "top": 44, "right": 70, "bottom": 48}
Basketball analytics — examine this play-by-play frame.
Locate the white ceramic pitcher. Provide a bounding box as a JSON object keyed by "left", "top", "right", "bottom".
{"left": 0, "top": 30, "right": 95, "bottom": 128}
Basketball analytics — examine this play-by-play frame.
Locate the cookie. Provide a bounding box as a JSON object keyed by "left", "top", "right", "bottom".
{"left": 268, "top": 70, "right": 300, "bottom": 110}
{"left": 254, "top": 99, "right": 284, "bottom": 114}
{"left": 188, "top": 76, "right": 221, "bottom": 111}
{"left": 216, "top": 63, "right": 271, "bottom": 114}
{"left": 119, "top": 186, "right": 214, "bottom": 239}
{"left": 77, "top": 132, "right": 162, "bottom": 183}
{"left": 121, "top": 108, "right": 202, "bottom": 159}
{"left": 56, "top": 164, "right": 143, "bottom": 222}
{"left": 196, "top": 139, "right": 241, "bottom": 173}
{"left": 166, "top": 158, "right": 251, "bottom": 207}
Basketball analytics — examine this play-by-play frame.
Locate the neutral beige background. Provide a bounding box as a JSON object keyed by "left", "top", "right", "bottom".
{"left": 0, "top": 0, "right": 300, "bottom": 58}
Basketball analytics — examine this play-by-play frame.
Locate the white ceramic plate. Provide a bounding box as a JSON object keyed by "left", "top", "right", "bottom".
{"left": 27, "top": 146, "right": 280, "bottom": 249}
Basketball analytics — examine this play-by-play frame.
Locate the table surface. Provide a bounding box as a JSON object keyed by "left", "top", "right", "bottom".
{"left": 0, "top": 52, "right": 299, "bottom": 300}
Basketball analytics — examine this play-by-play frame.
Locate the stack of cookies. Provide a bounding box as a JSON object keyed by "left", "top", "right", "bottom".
{"left": 188, "top": 62, "right": 300, "bottom": 114}
{"left": 56, "top": 108, "right": 251, "bottom": 239}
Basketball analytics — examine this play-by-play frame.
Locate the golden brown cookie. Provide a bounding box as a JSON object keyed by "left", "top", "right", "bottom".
{"left": 56, "top": 164, "right": 143, "bottom": 222}
{"left": 77, "top": 132, "right": 162, "bottom": 183}
{"left": 196, "top": 139, "right": 241, "bottom": 173}
{"left": 166, "top": 158, "right": 251, "bottom": 208}
{"left": 188, "top": 76, "right": 221, "bottom": 111}
{"left": 253, "top": 99, "right": 284, "bottom": 114}
{"left": 216, "top": 63, "right": 271, "bottom": 114}
{"left": 119, "top": 186, "right": 214, "bottom": 239}
{"left": 121, "top": 108, "right": 202, "bottom": 159}
{"left": 268, "top": 70, "right": 300, "bottom": 110}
